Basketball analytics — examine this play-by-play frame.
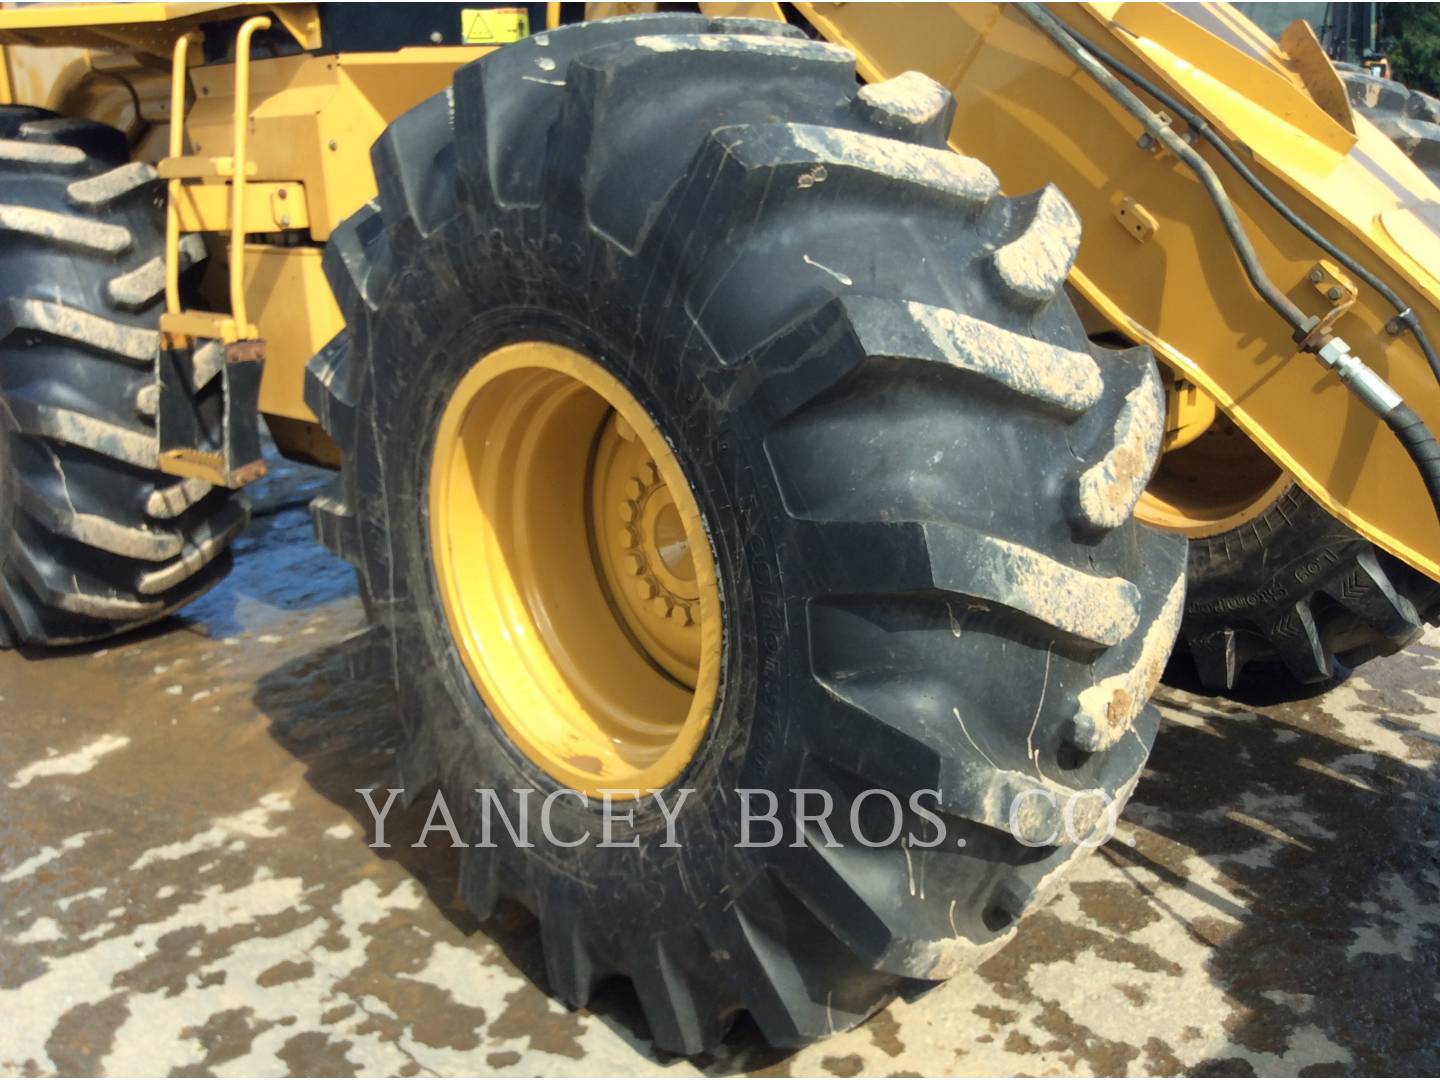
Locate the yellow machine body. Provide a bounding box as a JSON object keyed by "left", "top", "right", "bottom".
{"left": 3, "top": 1, "right": 1440, "bottom": 580}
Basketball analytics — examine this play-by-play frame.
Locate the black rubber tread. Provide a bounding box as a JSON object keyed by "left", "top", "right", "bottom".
{"left": 1341, "top": 69, "right": 1440, "bottom": 186}
{"left": 1179, "top": 482, "right": 1440, "bottom": 692}
{"left": 306, "top": 16, "right": 1186, "bottom": 1054}
{"left": 0, "top": 107, "right": 247, "bottom": 646}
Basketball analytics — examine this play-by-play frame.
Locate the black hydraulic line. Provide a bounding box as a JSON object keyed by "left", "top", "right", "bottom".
{"left": 1016, "top": 2, "right": 1308, "bottom": 331}
{"left": 1024, "top": 5, "right": 1440, "bottom": 386}
{"left": 1016, "top": 2, "right": 1440, "bottom": 529}
{"left": 1388, "top": 402, "right": 1440, "bottom": 510}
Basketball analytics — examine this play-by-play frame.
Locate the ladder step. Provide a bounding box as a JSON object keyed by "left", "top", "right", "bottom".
{"left": 160, "top": 311, "right": 255, "bottom": 343}
{"left": 158, "top": 155, "right": 257, "bottom": 180}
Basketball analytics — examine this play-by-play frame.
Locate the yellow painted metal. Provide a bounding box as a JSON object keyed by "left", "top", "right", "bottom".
{"left": 429, "top": 342, "right": 722, "bottom": 795}
{"left": 0, "top": 43, "right": 12, "bottom": 104}
{"left": 173, "top": 180, "right": 307, "bottom": 232}
{"left": 158, "top": 155, "right": 257, "bottom": 179}
{"left": 228, "top": 15, "right": 269, "bottom": 336}
{"left": 591, "top": 414, "right": 706, "bottom": 687}
{"left": 185, "top": 48, "right": 490, "bottom": 241}
{"left": 156, "top": 446, "right": 262, "bottom": 487}
{"left": 246, "top": 245, "right": 342, "bottom": 422}
{"left": 0, "top": 4, "right": 318, "bottom": 53}
{"left": 790, "top": 1, "right": 1440, "bottom": 581}
{"left": 1278, "top": 18, "right": 1354, "bottom": 133}
{"left": 269, "top": 3, "right": 320, "bottom": 51}
{"left": 584, "top": 4, "right": 659, "bottom": 20}
{"left": 701, "top": 2, "right": 785, "bottom": 21}
{"left": 1163, "top": 378, "right": 1218, "bottom": 454}
{"left": 163, "top": 30, "right": 197, "bottom": 323}
{"left": 159, "top": 309, "right": 244, "bottom": 341}
{"left": 170, "top": 40, "right": 490, "bottom": 426}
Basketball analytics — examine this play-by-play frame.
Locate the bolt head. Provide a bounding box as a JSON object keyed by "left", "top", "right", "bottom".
{"left": 618, "top": 499, "right": 638, "bottom": 523}
{"left": 635, "top": 578, "right": 657, "bottom": 601}
{"left": 1327, "top": 286, "right": 1343, "bottom": 301}
{"left": 623, "top": 553, "right": 644, "bottom": 576}
{"left": 1309, "top": 268, "right": 1324, "bottom": 282}
{"left": 650, "top": 594, "right": 673, "bottom": 616}
{"left": 640, "top": 461, "right": 659, "bottom": 486}
{"left": 624, "top": 478, "right": 643, "bottom": 499}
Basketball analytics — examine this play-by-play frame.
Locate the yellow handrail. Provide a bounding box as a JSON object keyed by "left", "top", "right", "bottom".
{"left": 230, "top": 15, "right": 271, "bottom": 338}
{"left": 164, "top": 30, "right": 200, "bottom": 322}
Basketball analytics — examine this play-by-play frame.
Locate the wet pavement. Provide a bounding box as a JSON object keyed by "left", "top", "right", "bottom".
{"left": 2, "top": 449, "right": 1438, "bottom": 1077}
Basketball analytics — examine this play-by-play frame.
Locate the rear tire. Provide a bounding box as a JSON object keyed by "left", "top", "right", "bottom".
{"left": 0, "top": 108, "right": 247, "bottom": 645}
{"left": 1179, "top": 482, "right": 1440, "bottom": 692}
{"left": 309, "top": 16, "right": 1186, "bottom": 1053}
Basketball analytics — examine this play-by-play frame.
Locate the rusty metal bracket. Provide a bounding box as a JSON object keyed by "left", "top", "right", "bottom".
{"left": 157, "top": 339, "right": 268, "bottom": 488}
{"left": 1298, "top": 259, "right": 1360, "bottom": 350}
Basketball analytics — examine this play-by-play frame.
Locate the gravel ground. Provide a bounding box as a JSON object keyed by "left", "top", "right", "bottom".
{"left": 2, "top": 450, "right": 1438, "bottom": 1076}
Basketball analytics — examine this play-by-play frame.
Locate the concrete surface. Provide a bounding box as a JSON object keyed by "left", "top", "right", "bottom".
{"left": 2, "top": 450, "right": 1439, "bottom": 1077}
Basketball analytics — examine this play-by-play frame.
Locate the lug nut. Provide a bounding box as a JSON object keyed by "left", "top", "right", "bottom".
{"left": 640, "top": 461, "right": 659, "bottom": 486}
{"left": 618, "top": 499, "right": 638, "bottom": 523}
{"left": 635, "top": 577, "right": 657, "bottom": 600}
{"left": 625, "top": 477, "right": 643, "bottom": 499}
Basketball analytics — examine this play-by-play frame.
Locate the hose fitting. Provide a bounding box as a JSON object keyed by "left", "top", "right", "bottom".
{"left": 1315, "top": 337, "right": 1403, "bottom": 416}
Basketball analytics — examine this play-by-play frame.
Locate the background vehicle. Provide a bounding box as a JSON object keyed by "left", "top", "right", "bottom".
{"left": 3, "top": 0, "right": 1438, "bottom": 1053}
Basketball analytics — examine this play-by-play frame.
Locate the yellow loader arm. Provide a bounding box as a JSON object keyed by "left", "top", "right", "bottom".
{"left": 791, "top": 1, "right": 1440, "bottom": 582}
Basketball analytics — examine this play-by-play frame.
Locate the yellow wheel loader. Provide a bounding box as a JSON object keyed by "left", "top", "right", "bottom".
{"left": 3, "top": 0, "right": 1438, "bottom": 1053}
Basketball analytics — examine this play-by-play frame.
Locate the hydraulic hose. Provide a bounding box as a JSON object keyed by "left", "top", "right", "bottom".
{"left": 1017, "top": 3, "right": 1440, "bottom": 386}
{"left": 1015, "top": 2, "right": 1440, "bottom": 529}
{"left": 1015, "top": 2, "right": 1308, "bottom": 332}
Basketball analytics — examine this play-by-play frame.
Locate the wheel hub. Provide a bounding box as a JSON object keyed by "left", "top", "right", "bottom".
{"left": 591, "top": 415, "right": 703, "bottom": 686}
{"left": 428, "top": 342, "right": 721, "bottom": 795}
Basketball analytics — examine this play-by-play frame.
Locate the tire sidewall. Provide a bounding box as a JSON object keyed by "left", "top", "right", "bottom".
{"left": 1184, "top": 485, "right": 1365, "bottom": 625}
{"left": 356, "top": 203, "right": 807, "bottom": 918}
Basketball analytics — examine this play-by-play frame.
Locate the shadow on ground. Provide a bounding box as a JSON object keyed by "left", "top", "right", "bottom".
{"left": 250, "top": 618, "right": 1440, "bottom": 1075}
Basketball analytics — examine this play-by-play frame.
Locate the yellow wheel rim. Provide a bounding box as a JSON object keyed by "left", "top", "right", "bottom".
{"left": 1137, "top": 410, "right": 1290, "bottom": 538}
{"left": 429, "top": 341, "right": 722, "bottom": 795}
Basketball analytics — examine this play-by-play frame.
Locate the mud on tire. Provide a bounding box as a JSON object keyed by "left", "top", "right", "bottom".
{"left": 308, "top": 16, "right": 1187, "bottom": 1053}
{"left": 0, "top": 108, "right": 247, "bottom": 646}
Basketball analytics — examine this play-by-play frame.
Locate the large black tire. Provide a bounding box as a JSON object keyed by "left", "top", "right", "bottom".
{"left": 0, "top": 108, "right": 247, "bottom": 646}
{"left": 1340, "top": 68, "right": 1440, "bottom": 186}
{"left": 1179, "top": 482, "right": 1440, "bottom": 692}
{"left": 308, "top": 16, "right": 1187, "bottom": 1053}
